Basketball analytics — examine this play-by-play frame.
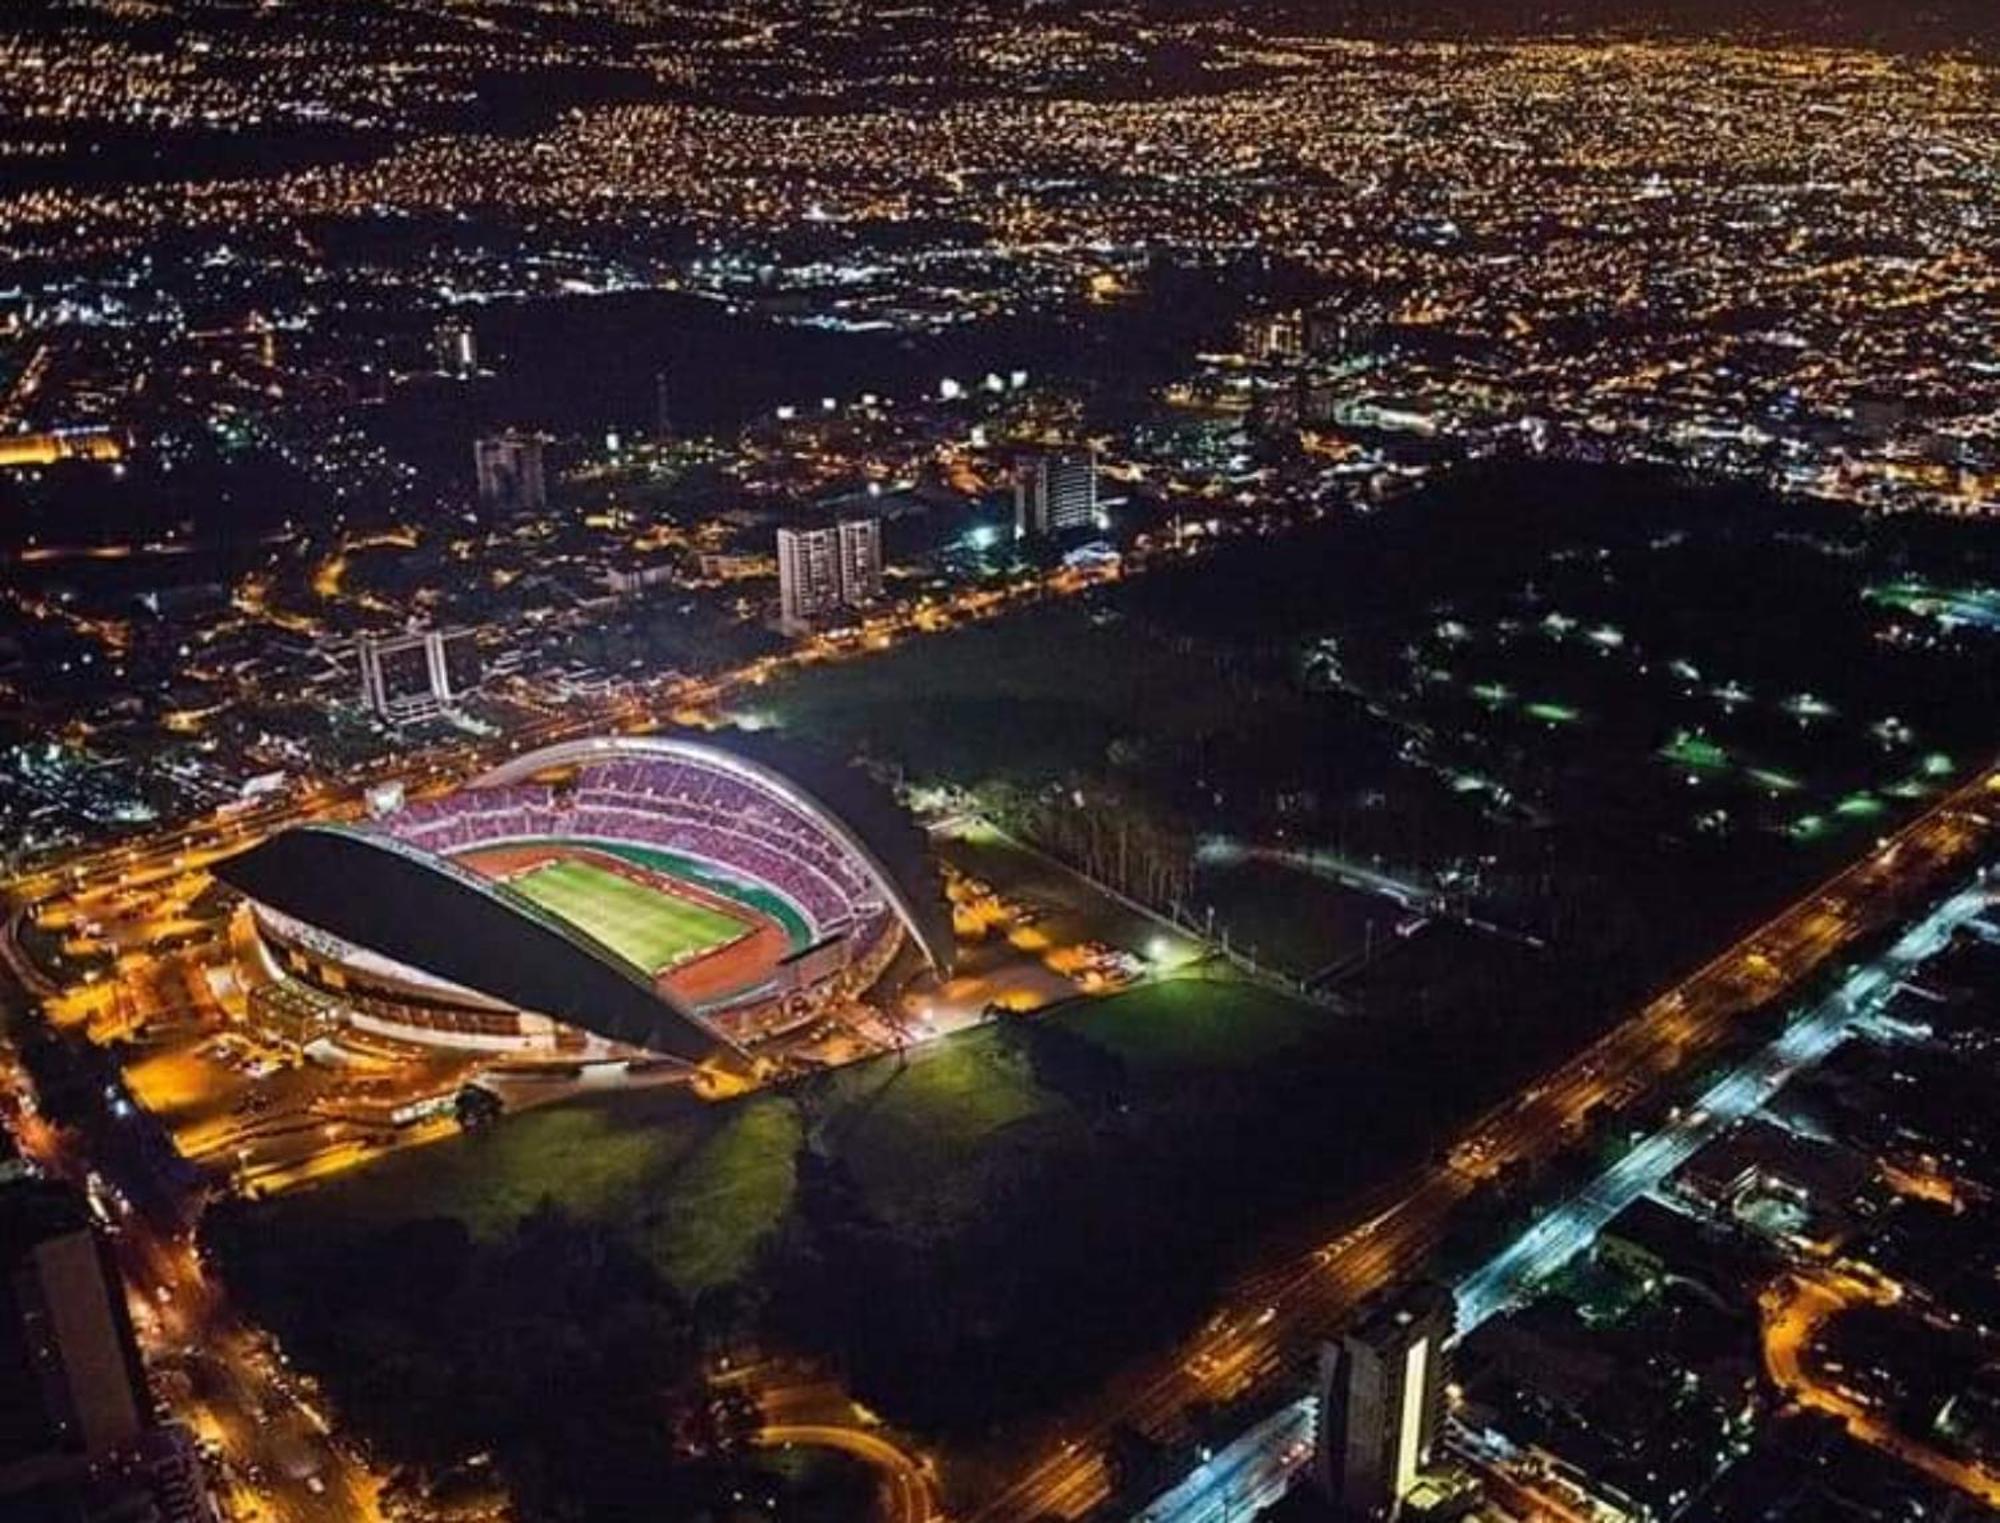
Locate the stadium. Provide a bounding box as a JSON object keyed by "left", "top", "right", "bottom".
{"left": 215, "top": 732, "right": 952, "bottom": 1072}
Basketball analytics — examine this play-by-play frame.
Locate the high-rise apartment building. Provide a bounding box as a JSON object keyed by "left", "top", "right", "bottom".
{"left": 1314, "top": 1283, "right": 1455, "bottom": 1520}
{"left": 1013, "top": 448, "right": 1099, "bottom": 541}
{"left": 0, "top": 1181, "right": 149, "bottom": 1493}
{"left": 433, "top": 319, "right": 478, "bottom": 379}
{"left": 473, "top": 432, "right": 546, "bottom": 515}
{"left": 777, "top": 517, "right": 883, "bottom": 633}
{"left": 835, "top": 516, "right": 883, "bottom": 605}
{"left": 0, "top": 1180, "right": 217, "bottom": 1520}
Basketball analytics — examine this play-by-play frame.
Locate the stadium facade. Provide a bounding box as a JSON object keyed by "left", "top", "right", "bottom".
{"left": 216, "top": 732, "right": 950, "bottom": 1067}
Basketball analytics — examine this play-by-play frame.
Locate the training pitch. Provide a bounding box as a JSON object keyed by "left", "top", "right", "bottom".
{"left": 507, "top": 857, "right": 747, "bottom": 973}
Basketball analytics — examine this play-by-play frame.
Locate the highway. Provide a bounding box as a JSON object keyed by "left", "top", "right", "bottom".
{"left": 0, "top": 996, "right": 390, "bottom": 1523}
{"left": 0, "top": 558, "right": 1138, "bottom": 1523}
{"left": 961, "top": 765, "right": 2000, "bottom": 1523}
{"left": 1108, "top": 870, "right": 1999, "bottom": 1523}
{"left": 1132, "top": 1398, "right": 1315, "bottom": 1523}
{"left": 1454, "top": 878, "right": 1996, "bottom": 1331}
{"left": 1, "top": 560, "right": 1118, "bottom": 912}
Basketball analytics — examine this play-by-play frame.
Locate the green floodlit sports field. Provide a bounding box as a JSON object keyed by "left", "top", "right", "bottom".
{"left": 506, "top": 858, "right": 748, "bottom": 973}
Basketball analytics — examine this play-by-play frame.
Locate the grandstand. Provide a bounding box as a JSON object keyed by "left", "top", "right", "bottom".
{"left": 216, "top": 732, "right": 951, "bottom": 1067}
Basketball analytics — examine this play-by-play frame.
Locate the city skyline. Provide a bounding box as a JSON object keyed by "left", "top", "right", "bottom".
{"left": 1, "top": 4, "right": 1998, "bottom": 1523}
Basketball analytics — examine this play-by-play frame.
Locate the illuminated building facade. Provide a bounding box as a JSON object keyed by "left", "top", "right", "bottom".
{"left": 1315, "top": 1282, "right": 1455, "bottom": 1519}
{"left": 357, "top": 628, "right": 482, "bottom": 724}
{"left": 777, "top": 516, "right": 882, "bottom": 632}
{"left": 218, "top": 732, "right": 950, "bottom": 1064}
{"left": 433, "top": 318, "right": 478, "bottom": 378}
{"left": 0, "top": 1179, "right": 217, "bottom": 1520}
{"left": 1013, "top": 448, "right": 1098, "bottom": 540}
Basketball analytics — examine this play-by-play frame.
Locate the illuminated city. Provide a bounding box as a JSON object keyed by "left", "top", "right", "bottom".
{"left": 2, "top": 2, "right": 1999, "bottom": 1522}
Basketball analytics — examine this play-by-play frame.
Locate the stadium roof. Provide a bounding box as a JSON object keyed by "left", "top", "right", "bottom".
{"left": 215, "top": 823, "right": 745, "bottom": 1066}
{"left": 473, "top": 729, "right": 954, "bottom": 971}
{"left": 214, "top": 731, "right": 950, "bottom": 1065}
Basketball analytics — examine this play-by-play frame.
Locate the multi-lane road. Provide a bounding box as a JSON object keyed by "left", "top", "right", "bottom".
{"left": 1127, "top": 873, "right": 1994, "bottom": 1523}
{"left": 1133, "top": 1398, "right": 1315, "bottom": 1523}
{"left": 0, "top": 987, "right": 390, "bottom": 1523}
{"left": 1455, "top": 876, "right": 1996, "bottom": 1332}
{"left": 2, "top": 564, "right": 1111, "bottom": 911}
{"left": 963, "top": 764, "right": 2000, "bottom": 1523}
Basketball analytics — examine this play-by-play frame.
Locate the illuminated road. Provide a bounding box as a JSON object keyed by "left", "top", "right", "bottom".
{"left": 1132, "top": 1397, "right": 1315, "bottom": 1523}
{"left": 0, "top": 1006, "right": 387, "bottom": 1523}
{"left": 1, "top": 560, "right": 1121, "bottom": 912}
{"left": 755, "top": 1426, "right": 938, "bottom": 1523}
{"left": 1762, "top": 1268, "right": 2000, "bottom": 1508}
{"left": 962, "top": 766, "right": 2000, "bottom": 1523}
{"left": 1454, "top": 878, "right": 1997, "bottom": 1332}
{"left": 7, "top": 545, "right": 1997, "bottom": 1523}
{"left": 0, "top": 558, "right": 1135, "bottom": 1523}
{"left": 731, "top": 1360, "right": 942, "bottom": 1523}
{"left": 124, "top": 1228, "right": 388, "bottom": 1523}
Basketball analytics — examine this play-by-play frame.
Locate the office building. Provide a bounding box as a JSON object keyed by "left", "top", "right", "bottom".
{"left": 1314, "top": 1282, "right": 1455, "bottom": 1520}
{"left": 359, "top": 632, "right": 438, "bottom": 723}
{"left": 1013, "top": 448, "right": 1098, "bottom": 541}
{"left": 473, "top": 432, "right": 546, "bottom": 515}
{"left": 777, "top": 517, "right": 881, "bottom": 633}
{"left": 0, "top": 1179, "right": 218, "bottom": 1520}
{"left": 0, "top": 428, "right": 124, "bottom": 471}
{"left": 0, "top": 1180, "right": 149, "bottom": 1497}
{"left": 433, "top": 319, "right": 477, "bottom": 379}
{"left": 433, "top": 627, "right": 483, "bottom": 704}
{"left": 358, "top": 628, "right": 483, "bottom": 723}
{"left": 93, "top": 1425, "right": 217, "bottom": 1523}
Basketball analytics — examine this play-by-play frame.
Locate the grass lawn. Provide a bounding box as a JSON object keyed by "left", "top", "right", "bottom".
{"left": 1060, "top": 977, "right": 1324, "bottom": 1071}
{"left": 638, "top": 1100, "right": 801, "bottom": 1293}
{"left": 506, "top": 857, "right": 746, "bottom": 972}
{"left": 752, "top": 602, "right": 1302, "bottom": 785}
{"left": 819, "top": 1028, "right": 1059, "bottom": 1206}
{"left": 276, "top": 1083, "right": 796, "bottom": 1297}
{"left": 1188, "top": 858, "right": 1397, "bottom": 980}
{"left": 286, "top": 1084, "right": 718, "bottom": 1241}
{"left": 254, "top": 982, "right": 1328, "bottom": 1294}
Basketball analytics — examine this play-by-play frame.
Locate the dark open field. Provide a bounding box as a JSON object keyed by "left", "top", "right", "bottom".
{"left": 218, "top": 973, "right": 1327, "bottom": 1295}
{"left": 759, "top": 461, "right": 2000, "bottom": 992}
{"left": 214, "top": 968, "right": 1502, "bottom": 1451}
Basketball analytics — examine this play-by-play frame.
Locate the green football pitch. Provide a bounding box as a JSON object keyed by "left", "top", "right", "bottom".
{"left": 506, "top": 858, "right": 748, "bottom": 973}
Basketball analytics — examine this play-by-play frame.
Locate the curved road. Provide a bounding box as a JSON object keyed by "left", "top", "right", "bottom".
{"left": 1763, "top": 1268, "right": 2000, "bottom": 1508}
{"left": 754, "top": 1424, "right": 939, "bottom": 1523}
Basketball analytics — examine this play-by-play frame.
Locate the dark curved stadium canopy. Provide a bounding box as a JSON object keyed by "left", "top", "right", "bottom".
{"left": 216, "top": 823, "right": 743, "bottom": 1065}
{"left": 214, "top": 730, "right": 950, "bottom": 1065}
